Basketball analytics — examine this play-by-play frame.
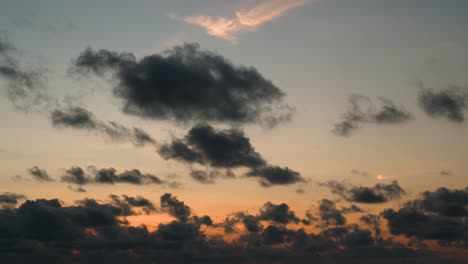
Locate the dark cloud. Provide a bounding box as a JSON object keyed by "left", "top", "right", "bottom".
{"left": 159, "top": 124, "right": 304, "bottom": 186}
{"left": 61, "top": 166, "right": 92, "bottom": 185}
{"left": 68, "top": 185, "right": 86, "bottom": 193}
{"left": 51, "top": 107, "right": 156, "bottom": 147}
{"left": 316, "top": 199, "right": 347, "bottom": 227}
{"left": 71, "top": 43, "right": 293, "bottom": 127}
{"left": 246, "top": 165, "right": 304, "bottom": 187}
{"left": 382, "top": 187, "right": 468, "bottom": 244}
{"left": 258, "top": 202, "right": 300, "bottom": 224}
{"left": 160, "top": 193, "right": 192, "bottom": 222}
{"left": 27, "top": 166, "right": 54, "bottom": 182}
{"left": 0, "top": 193, "right": 465, "bottom": 263}
{"left": 0, "top": 193, "right": 26, "bottom": 206}
{"left": 320, "top": 180, "right": 406, "bottom": 203}
{"left": 189, "top": 169, "right": 235, "bottom": 184}
{"left": 0, "top": 35, "right": 50, "bottom": 111}
{"left": 418, "top": 85, "right": 468, "bottom": 122}
{"left": 333, "top": 94, "right": 412, "bottom": 137}
{"left": 159, "top": 124, "right": 265, "bottom": 168}
{"left": 60, "top": 166, "right": 168, "bottom": 186}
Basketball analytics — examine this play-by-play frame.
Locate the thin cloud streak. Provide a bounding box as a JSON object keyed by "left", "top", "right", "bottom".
{"left": 174, "top": 0, "right": 311, "bottom": 43}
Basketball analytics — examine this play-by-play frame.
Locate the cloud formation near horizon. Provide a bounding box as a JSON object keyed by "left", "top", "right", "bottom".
{"left": 173, "top": 0, "right": 311, "bottom": 43}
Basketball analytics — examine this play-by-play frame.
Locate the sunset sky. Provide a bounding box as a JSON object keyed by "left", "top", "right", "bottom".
{"left": 1, "top": 0, "right": 468, "bottom": 263}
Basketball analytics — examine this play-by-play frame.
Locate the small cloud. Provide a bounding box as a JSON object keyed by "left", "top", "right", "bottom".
{"left": 440, "top": 169, "right": 452, "bottom": 177}
{"left": 172, "top": 0, "right": 311, "bottom": 43}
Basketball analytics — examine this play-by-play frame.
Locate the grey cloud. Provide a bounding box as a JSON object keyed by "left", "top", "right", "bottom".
{"left": 333, "top": 94, "right": 412, "bottom": 137}
{"left": 320, "top": 180, "right": 406, "bottom": 203}
{"left": 27, "top": 166, "right": 54, "bottom": 182}
{"left": 418, "top": 85, "right": 468, "bottom": 122}
{"left": 51, "top": 107, "right": 156, "bottom": 147}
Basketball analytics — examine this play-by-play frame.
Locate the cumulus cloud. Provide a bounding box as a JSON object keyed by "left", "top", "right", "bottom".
{"left": 333, "top": 94, "right": 412, "bottom": 137}
{"left": 158, "top": 124, "right": 304, "bottom": 186}
{"left": 51, "top": 106, "right": 156, "bottom": 147}
{"left": 71, "top": 43, "right": 292, "bottom": 127}
{"left": 27, "top": 166, "right": 54, "bottom": 182}
{"left": 173, "top": 0, "right": 311, "bottom": 43}
{"left": 418, "top": 85, "right": 468, "bottom": 123}
{"left": 160, "top": 193, "right": 192, "bottom": 222}
{"left": 319, "top": 180, "right": 406, "bottom": 203}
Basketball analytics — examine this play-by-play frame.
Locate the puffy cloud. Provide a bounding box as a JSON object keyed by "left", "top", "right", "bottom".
{"left": 71, "top": 43, "right": 292, "bottom": 127}
{"left": 0, "top": 193, "right": 26, "bottom": 207}
{"left": 320, "top": 180, "right": 406, "bottom": 203}
{"left": 27, "top": 166, "right": 53, "bottom": 182}
{"left": 159, "top": 124, "right": 304, "bottom": 186}
{"left": 258, "top": 202, "right": 300, "bottom": 224}
{"left": 418, "top": 85, "right": 468, "bottom": 122}
{"left": 333, "top": 94, "right": 412, "bottom": 137}
{"left": 382, "top": 187, "right": 468, "bottom": 244}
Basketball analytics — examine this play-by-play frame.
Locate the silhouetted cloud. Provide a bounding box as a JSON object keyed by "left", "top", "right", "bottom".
{"left": 320, "top": 180, "right": 406, "bottom": 203}
{"left": 159, "top": 124, "right": 304, "bottom": 186}
{"left": 246, "top": 165, "right": 304, "bottom": 187}
{"left": 0, "top": 192, "right": 26, "bottom": 207}
{"left": 51, "top": 106, "right": 156, "bottom": 147}
{"left": 160, "top": 193, "right": 192, "bottom": 222}
{"left": 440, "top": 169, "right": 453, "bottom": 177}
{"left": 71, "top": 43, "right": 292, "bottom": 127}
{"left": 418, "top": 85, "right": 468, "bottom": 122}
{"left": 60, "top": 166, "right": 169, "bottom": 187}
{"left": 351, "top": 169, "right": 371, "bottom": 177}
{"left": 333, "top": 94, "right": 412, "bottom": 137}
{"left": 383, "top": 187, "right": 468, "bottom": 244}
{"left": 27, "top": 166, "right": 54, "bottom": 182}
{"left": 258, "top": 202, "right": 300, "bottom": 224}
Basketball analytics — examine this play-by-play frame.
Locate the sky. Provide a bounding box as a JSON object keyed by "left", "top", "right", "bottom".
{"left": 0, "top": 0, "right": 468, "bottom": 263}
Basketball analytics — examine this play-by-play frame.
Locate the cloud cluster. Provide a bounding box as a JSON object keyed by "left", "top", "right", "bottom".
{"left": 333, "top": 94, "right": 412, "bottom": 137}
{"left": 174, "top": 0, "right": 311, "bottom": 43}
{"left": 51, "top": 106, "right": 156, "bottom": 147}
{"left": 0, "top": 192, "right": 26, "bottom": 208}
{"left": 319, "top": 180, "right": 406, "bottom": 203}
{"left": 418, "top": 85, "right": 468, "bottom": 123}
{"left": 71, "top": 43, "right": 292, "bottom": 127}
{"left": 1, "top": 188, "right": 467, "bottom": 263}
{"left": 383, "top": 187, "right": 468, "bottom": 245}
{"left": 158, "top": 124, "right": 304, "bottom": 186}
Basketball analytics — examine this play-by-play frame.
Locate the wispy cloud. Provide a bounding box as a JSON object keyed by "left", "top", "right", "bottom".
{"left": 172, "top": 0, "right": 311, "bottom": 43}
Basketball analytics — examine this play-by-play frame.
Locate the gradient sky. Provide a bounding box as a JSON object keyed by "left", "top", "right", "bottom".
{"left": 1, "top": 1, "right": 468, "bottom": 261}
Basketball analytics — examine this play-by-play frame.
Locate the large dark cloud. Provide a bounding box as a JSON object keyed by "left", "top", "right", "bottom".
{"left": 0, "top": 35, "right": 50, "bottom": 110}
{"left": 382, "top": 187, "right": 468, "bottom": 244}
{"left": 320, "top": 180, "right": 406, "bottom": 203}
{"left": 51, "top": 107, "right": 156, "bottom": 147}
{"left": 418, "top": 85, "right": 468, "bottom": 122}
{"left": 159, "top": 124, "right": 304, "bottom": 187}
{"left": 71, "top": 43, "right": 292, "bottom": 127}
{"left": 27, "top": 166, "right": 54, "bottom": 182}
{"left": 333, "top": 94, "right": 412, "bottom": 137}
